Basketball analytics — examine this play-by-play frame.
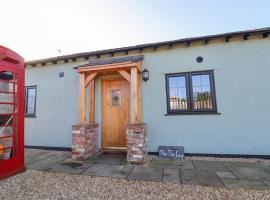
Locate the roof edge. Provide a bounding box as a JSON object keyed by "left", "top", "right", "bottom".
{"left": 74, "top": 54, "right": 144, "bottom": 69}
{"left": 26, "top": 27, "right": 270, "bottom": 66}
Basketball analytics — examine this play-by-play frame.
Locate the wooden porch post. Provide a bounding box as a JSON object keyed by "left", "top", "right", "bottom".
{"left": 89, "top": 80, "right": 95, "bottom": 123}
{"left": 130, "top": 67, "right": 138, "bottom": 123}
{"left": 79, "top": 72, "right": 86, "bottom": 124}
{"left": 137, "top": 71, "right": 142, "bottom": 123}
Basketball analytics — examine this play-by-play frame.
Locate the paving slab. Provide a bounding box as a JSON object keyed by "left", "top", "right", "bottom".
{"left": 162, "top": 168, "right": 180, "bottom": 183}
{"left": 83, "top": 164, "right": 133, "bottom": 178}
{"left": 45, "top": 162, "right": 94, "bottom": 174}
{"left": 222, "top": 161, "right": 259, "bottom": 168}
{"left": 260, "top": 165, "right": 270, "bottom": 175}
{"left": 24, "top": 149, "right": 270, "bottom": 189}
{"left": 90, "top": 154, "right": 126, "bottom": 165}
{"left": 193, "top": 160, "right": 228, "bottom": 171}
{"left": 227, "top": 166, "right": 270, "bottom": 180}
{"left": 222, "top": 178, "right": 268, "bottom": 188}
{"left": 94, "top": 158, "right": 126, "bottom": 165}
{"left": 30, "top": 151, "right": 71, "bottom": 162}
{"left": 215, "top": 171, "right": 237, "bottom": 179}
{"left": 128, "top": 166, "right": 163, "bottom": 182}
{"left": 181, "top": 169, "right": 224, "bottom": 187}
{"left": 100, "top": 153, "right": 126, "bottom": 159}
{"left": 40, "top": 151, "right": 71, "bottom": 159}
{"left": 149, "top": 159, "right": 194, "bottom": 170}
{"left": 27, "top": 159, "right": 57, "bottom": 171}
{"left": 27, "top": 151, "right": 71, "bottom": 171}
{"left": 25, "top": 149, "right": 51, "bottom": 159}
{"left": 25, "top": 156, "right": 39, "bottom": 165}
{"left": 263, "top": 180, "right": 270, "bottom": 186}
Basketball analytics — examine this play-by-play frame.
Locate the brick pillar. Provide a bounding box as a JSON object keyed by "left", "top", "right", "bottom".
{"left": 72, "top": 123, "right": 98, "bottom": 160}
{"left": 126, "top": 123, "right": 147, "bottom": 164}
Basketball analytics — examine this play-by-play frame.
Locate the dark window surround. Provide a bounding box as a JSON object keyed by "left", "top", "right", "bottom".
{"left": 24, "top": 85, "right": 37, "bottom": 117}
{"left": 165, "top": 70, "right": 218, "bottom": 114}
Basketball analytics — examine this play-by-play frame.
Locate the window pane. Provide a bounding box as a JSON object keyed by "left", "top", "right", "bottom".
{"left": 192, "top": 74, "right": 213, "bottom": 110}
{"left": 168, "top": 76, "right": 188, "bottom": 110}
{"left": 0, "top": 71, "right": 15, "bottom": 93}
{"left": 112, "top": 90, "right": 120, "bottom": 106}
{"left": 0, "top": 104, "right": 13, "bottom": 114}
{"left": 0, "top": 93, "right": 15, "bottom": 103}
{"left": 0, "top": 148, "right": 12, "bottom": 160}
{"left": 0, "top": 71, "right": 17, "bottom": 161}
{"left": 0, "top": 72, "right": 13, "bottom": 81}
{"left": 0, "top": 126, "right": 12, "bottom": 136}
{"left": 25, "top": 87, "right": 36, "bottom": 115}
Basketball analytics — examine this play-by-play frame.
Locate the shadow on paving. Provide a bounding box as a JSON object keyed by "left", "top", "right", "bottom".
{"left": 24, "top": 149, "right": 270, "bottom": 189}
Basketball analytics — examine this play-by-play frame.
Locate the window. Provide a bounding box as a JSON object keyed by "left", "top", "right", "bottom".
{"left": 25, "top": 86, "right": 37, "bottom": 117}
{"left": 166, "top": 70, "right": 217, "bottom": 114}
{"left": 112, "top": 90, "right": 120, "bottom": 106}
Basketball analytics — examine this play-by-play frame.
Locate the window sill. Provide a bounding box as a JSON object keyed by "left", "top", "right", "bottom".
{"left": 165, "top": 112, "right": 221, "bottom": 116}
{"left": 25, "top": 115, "right": 36, "bottom": 118}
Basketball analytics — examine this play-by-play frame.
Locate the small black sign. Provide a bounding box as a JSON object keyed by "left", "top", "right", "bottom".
{"left": 158, "top": 146, "right": 184, "bottom": 159}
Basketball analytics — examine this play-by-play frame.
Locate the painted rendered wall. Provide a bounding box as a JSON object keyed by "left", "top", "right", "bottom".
{"left": 142, "top": 38, "right": 270, "bottom": 155}
{"left": 25, "top": 60, "right": 87, "bottom": 148}
{"left": 25, "top": 37, "right": 270, "bottom": 155}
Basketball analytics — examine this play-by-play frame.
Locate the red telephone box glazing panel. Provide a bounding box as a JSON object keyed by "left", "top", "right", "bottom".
{"left": 0, "top": 45, "right": 25, "bottom": 180}
{"left": 0, "top": 71, "right": 18, "bottom": 160}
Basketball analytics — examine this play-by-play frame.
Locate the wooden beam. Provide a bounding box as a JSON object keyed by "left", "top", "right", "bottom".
{"left": 263, "top": 32, "right": 270, "bottom": 38}
{"left": 204, "top": 39, "right": 209, "bottom": 45}
{"left": 118, "top": 69, "right": 131, "bottom": 82}
{"left": 79, "top": 73, "right": 86, "bottom": 124}
{"left": 137, "top": 71, "right": 142, "bottom": 123}
{"left": 77, "top": 62, "right": 136, "bottom": 73}
{"left": 136, "top": 61, "right": 143, "bottom": 72}
{"left": 225, "top": 36, "right": 232, "bottom": 42}
{"left": 85, "top": 72, "right": 97, "bottom": 88}
{"left": 243, "top": 34, "right": 249, "bottom": 40}
{"left": 89, "top": 80, "right": 95, "bottom": 123}
{"left": 130, "top": 67, "right": 138, "bottom": 124}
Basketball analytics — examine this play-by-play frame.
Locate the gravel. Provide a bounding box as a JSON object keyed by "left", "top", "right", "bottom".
{"left": 0, "top": 170, "right": 270, "bottom": 200}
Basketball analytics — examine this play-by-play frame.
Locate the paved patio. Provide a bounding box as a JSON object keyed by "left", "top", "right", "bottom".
{"left": 25, "top": 149, "right": 270, "bottom": 189}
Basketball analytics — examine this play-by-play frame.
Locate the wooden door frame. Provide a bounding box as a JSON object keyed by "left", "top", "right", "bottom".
{"left": 76, "top": 61, "right": 142, "bottom": 125}
{"left": 101, "top": 78, "right": 129, "bottom": 150}
{"left": 75, "top": 59, "right": 143, "bottom": 151}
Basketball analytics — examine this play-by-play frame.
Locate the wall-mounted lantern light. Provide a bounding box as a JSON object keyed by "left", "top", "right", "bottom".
{"left": 142, "top": 68, "right": 149, "bottom": 81}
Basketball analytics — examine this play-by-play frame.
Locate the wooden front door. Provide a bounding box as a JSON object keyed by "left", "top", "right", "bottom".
{"left": 102, "top": 79, "right": 130, "bottom": 149}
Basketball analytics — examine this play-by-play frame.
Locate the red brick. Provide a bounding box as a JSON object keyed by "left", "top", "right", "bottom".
{"left": 126, "top": 123, "right": 147, "bottom": 165}
{"left": 71, "top": 123, "right": 99, "bottom": 160}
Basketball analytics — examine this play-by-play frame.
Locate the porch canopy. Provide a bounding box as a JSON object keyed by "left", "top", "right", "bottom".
{"left": 74, "top": 55, "right": 144, "bottom": 125}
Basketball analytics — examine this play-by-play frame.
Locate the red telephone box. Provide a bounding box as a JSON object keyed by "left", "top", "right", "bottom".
{"left": 0, "top": 45, "right": 25, "bottom": 180}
